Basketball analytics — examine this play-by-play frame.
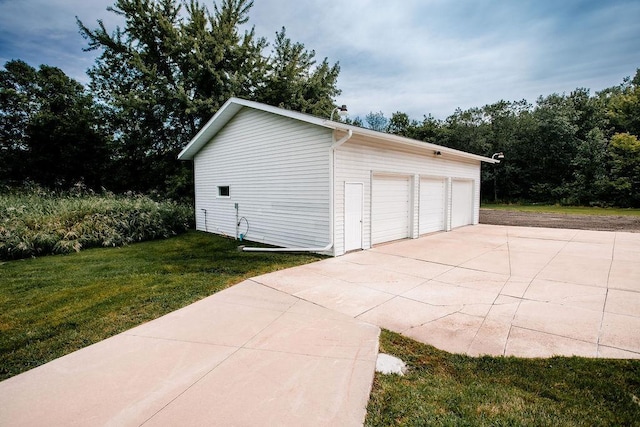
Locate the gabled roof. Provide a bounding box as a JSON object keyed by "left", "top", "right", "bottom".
{"left": 177, "top": 97, "right": 498, "bottom": 164}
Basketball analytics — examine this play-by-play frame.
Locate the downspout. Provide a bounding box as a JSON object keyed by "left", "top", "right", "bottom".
{"left": 241, "top": 243, "right": 334, "bottom": 253}
{"left": 332, "top": 129, "right": 353, "bottom": 150}
{"left": 242, "top": 128, "right": 353, "bottom": 254}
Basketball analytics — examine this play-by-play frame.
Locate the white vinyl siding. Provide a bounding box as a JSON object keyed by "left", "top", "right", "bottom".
{"left": 372, "top": 175, "right": 411, "bottom": 244}
{"left": 193, "top": 108, "right": 332, "bottom": 249}
{"left": 333, "top": 136, "right": 481, "bottom": 255}
{"left": 419, "top": 177, "right": 446, "bottom": 234}
{"left": 451, "top": 179, "right": 474, "bottom": 228}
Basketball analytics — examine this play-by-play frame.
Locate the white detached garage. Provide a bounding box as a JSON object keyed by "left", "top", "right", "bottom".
{"left": 178, "top": 98, "right": 497, "bottom": 256}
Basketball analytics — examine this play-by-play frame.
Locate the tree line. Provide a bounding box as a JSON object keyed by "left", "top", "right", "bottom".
{"left": 355, "top": 72, "right": 640, "bottom": 208}
{"left": 1, "top": 0, "right": 638, "bottom": 207}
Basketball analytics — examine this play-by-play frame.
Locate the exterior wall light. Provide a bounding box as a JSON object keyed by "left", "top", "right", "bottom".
{"left": 330, "top": 105, "right": 348, "bottom": 121}
{"left": 491, "top": 152, "right": 505, "bottom": 202}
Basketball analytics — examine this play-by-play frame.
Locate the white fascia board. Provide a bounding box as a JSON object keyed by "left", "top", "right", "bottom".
{"left": 328, "top": 123, "right": 498, "bottom": 164}
{"left": 177, "top": 98, "right": 337, "bottom": 160}
{"left": 178, "top": 97, "right": 497, "bottom": 164}
{"left": 177, "top": 98, "right": 241, "bottom": 160}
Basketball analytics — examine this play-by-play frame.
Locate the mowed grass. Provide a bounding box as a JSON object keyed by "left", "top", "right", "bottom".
{"left": 0, "top": 231, "right": 323, "bottom": 381}
{"left": 366, "top": 330, "right": 640, "bottom": 426}
{"left": 482, "top": 203, "right": 640, "bottom": 216}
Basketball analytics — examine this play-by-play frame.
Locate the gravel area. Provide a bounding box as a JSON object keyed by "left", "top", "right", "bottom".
{"left": 480, "top": 209, "right": 640, "bottom": 233}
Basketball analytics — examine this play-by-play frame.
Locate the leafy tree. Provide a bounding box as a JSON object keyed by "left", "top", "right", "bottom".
{"left": 607, "top": 69, "right": 640, "bottom": 137}
{"left": 78, "top": 0, "right": 341, "bottom": 194}
{"left": 346, "top": 116, "right": 364, "bottom": 127}
{"left": 608, "top": 132, "right": 640, "bottom": 207}
{"left": 439, "top": 107, "right": 492, "bottom": 155}
{"left": 344, "top": 69, "right": 640, "bottom": 207}
{"left": 569, "top": 128, "right": 609, "bottom": 205}
{"left": 516, "top": 94, "right": 581, "bottom": 202}
{"left": 478, "top": 100, "right": 531, "bottom": 202}
{"left": 0, "top": 60, "right": 37, "bottom": 182}
{"left": 387, "top": 112, "right": 412, "bottom": 136}
{"left": 0, "top": 60, "right": 109, "bottom": 188}
{"left": 409, "top": 114, "right": 443, "bottom": 144}
{"left": 568, "top": 88, "right": 608, "bottom": 141}
{"left": 256, "top": 27, "right": 341, "bottom": 117}
{"left": 365, "top": 111, "right": 388, "bottom": 132}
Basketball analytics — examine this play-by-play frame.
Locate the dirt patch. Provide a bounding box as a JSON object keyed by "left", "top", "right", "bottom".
{"left": 480, "top": 209, "right": 640, "bottom": 232}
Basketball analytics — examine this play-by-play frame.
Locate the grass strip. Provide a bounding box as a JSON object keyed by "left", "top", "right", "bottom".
{"left": 366, "top": 330, "right": 640, "bottom": 426}
{"left": 0, "top": 231, "right": 322, "bottom": 381}
{"left": 481, "top": 203, "right": 640, "bottom": 216}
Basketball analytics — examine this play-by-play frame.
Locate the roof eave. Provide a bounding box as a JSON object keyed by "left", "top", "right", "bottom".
{"left": 177, "top": 97, "right": 336, "bottom": 160}
{"left": 178, "top": 97, "right": 498, "bottom": 164}
{"left": 326, "top": 123, "right": 498, "bottom": 164}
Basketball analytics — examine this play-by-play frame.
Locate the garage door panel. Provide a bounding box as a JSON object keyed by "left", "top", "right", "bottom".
{"left": 372, "top": 176, "right": 410, "bottom": 245}
{"left": 451, "top": 180, "right": 474, "bottom": 228}
{"left": 419, "top": 177, "right": 445, "bottom": 234}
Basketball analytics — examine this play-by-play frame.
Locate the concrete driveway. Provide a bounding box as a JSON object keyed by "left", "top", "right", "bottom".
{"left": 255, "top": 224, "right": 640, "bottom": 358}
{"left": 2, "top": 225, "right": 638, "bottom": 426}
{"left": 0, "top": 281, "right": 379, "bottom": 426}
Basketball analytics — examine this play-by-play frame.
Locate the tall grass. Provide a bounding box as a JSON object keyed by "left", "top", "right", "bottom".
{"left": 0, "top": 185, "right": 193, "bottom": 260}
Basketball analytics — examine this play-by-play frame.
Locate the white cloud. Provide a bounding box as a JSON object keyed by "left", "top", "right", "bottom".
{"left": 1, "top": 0, "right": 638, "bottom": 120}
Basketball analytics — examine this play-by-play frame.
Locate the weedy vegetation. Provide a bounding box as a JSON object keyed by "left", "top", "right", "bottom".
{"left": 366, "top": 330, "right": 640, "bottom": 426}
{"left": 0, "top": 185, "right": 193, "bottom": 260}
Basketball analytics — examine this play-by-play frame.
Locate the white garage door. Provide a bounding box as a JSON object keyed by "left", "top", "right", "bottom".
{"left": 451, "top": 180, "right": 474, "bottom": 228}
{"left": 372, "top": 175, "right": 411, "bottom": 244}
{"left": 419, "top": 177, "right": 446, "bottom": 234}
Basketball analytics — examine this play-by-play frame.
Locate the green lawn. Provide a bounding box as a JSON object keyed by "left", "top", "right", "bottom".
{"left": 481, "top": 203, "right": 640, "bottom": 216}
{"left": 0, "top": 231, "right": 322, "bottom": 381}
{"left": 366, "top": 330, "right": 640, "bottom": 426}
{"left": 4, "top": 232, "right": 640, "bottom": 425}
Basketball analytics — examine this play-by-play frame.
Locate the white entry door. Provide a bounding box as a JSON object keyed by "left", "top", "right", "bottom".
{"left": 372, "top": 175, "right": 411, "bottom": 245}
{"left": 344, "top": 183, "right": 363, "bottom": 252}
{"left": 451, "top": 179, "right": 474, "bottom": 228}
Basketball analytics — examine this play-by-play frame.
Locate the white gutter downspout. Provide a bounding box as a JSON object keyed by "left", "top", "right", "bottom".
{"left": 241, "top": 243, "right": 334, "bottom": 253}
{"left": 332, "top": 129, "right": 353, "bottom": 150}
{"left": 242, "top": 128, "right": 353, "bottom": 254}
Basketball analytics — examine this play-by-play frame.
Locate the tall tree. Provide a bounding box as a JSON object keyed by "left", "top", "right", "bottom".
{"left": 569, "top": 128, "right": 609, "bottom": 205}
{"left": 386, "top": 111, "right": 412, "bottom": 136}
{"left": 0, "top": 60, "right": 37, "bottom": 183}
{"left": 256, "top": 27, "right": 341, "bottom": 117}
{"left": 608, "top": 132, "right": 640, "bottom": 207}
{"left": 365, "top": 111, "right": 388, "bottom": 132}
{"left": 342, "top": 69, "right": 639, "bottom": 207}
{"left": 78, "top": 0, "right": 341, "bottom": 194}
{"left": 0, "top": 60, "right": 108, "bottom": 188}
{"left": 607, "top": 69, "right": 640, "bottom": 137}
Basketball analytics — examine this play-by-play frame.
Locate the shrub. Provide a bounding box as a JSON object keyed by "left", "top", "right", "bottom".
{"left": 0, "top": 186, "right": 194, "bottom": 260}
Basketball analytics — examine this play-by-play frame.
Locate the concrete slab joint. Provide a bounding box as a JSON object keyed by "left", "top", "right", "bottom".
{"left": 1, "top": 224, "right": 638, "bottom": 426}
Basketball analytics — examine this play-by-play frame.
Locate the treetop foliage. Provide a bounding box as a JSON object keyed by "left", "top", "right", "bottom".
{"left": 354, "top": 70, "right": 640, "bottom": 207}
{"left": 0, "top": 60, "right": 109, "bottom": 189}
{"left": 1, "top": 0, "right": 638, "bottom": 207}
{"left": 1, "top": 0, "right": 342, "bottom": 197}
{"left": 73, "top": 0, "right": 341, "bottom": 195}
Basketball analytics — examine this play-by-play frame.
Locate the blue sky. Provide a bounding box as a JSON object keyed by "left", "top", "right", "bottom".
{"left": 1, "top": 0, "right": 638, "bottom": 120}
